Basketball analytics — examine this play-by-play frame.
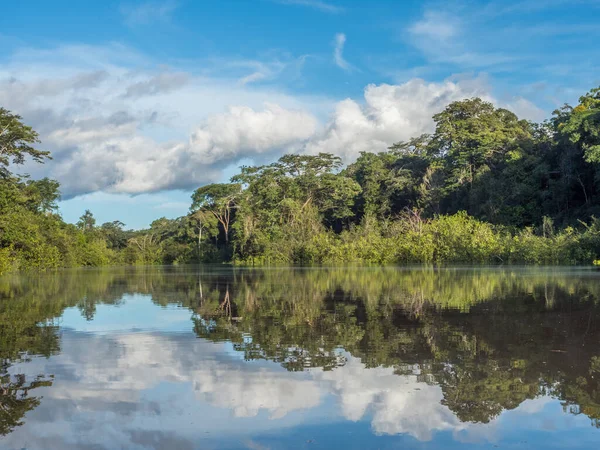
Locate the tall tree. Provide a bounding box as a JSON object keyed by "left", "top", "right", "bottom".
{"left": 428, "top": 99, "right": 531, "bottom": 192}
{"left": 346, "top": 136, "right": 433, "bottom": 219}
{"left": 233, "top": 153, "right": 360, "bottom": 222}
{"left": 548, "top": 88, "right": 600, "bottom": 217}
{"left": 557, "top": 87, "right": 600, "bottom": 163}
{"left": 100, "top": 221, "right": 128, "bottom": 249}
{"left": 77, "top": 210, "right": 96, "bottom": 232}
{"left": 191, "top": 183, "right": 241, "bottom": 243}
{"left": 24, "top": 177, "right": 61, "bottom": 214}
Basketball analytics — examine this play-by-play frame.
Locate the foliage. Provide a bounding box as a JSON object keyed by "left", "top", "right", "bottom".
{"left": 0, "top": 108, "right": 50, "bottom": 178}
{"left": 191, "top": 183, "right": 242, "bottom": 244}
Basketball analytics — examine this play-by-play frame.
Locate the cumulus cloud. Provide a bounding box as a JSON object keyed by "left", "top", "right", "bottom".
{"left": 188, "top": 103, "right": 317, "bottom": 165}
{"left": 0, "top": 47, "right": 323, "bottom": 198}
{"left": 50, "top": 102, "right": 316, "bottom": 196}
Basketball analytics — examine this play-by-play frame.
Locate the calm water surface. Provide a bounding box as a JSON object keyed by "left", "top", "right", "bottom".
{"left": 1, "top": 266, "right": 600, "bottom": 449}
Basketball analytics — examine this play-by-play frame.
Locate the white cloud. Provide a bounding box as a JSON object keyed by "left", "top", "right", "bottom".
{"left": 36, "top": 100, "right": 316, "bottom": 196}
{"left": 120, "top": 1, "right": 179, "bottom": 26}
{"left": 123, "top": 72, "right": 190, "bottom": 98}
{"left": 188, "top": 103, "right": 317, "bottom": 165}
{"left": 273, "top": 0, "right": 344, "bottom": 14}
{"left": 333, "top": 33, "right": 352, "bottom": 71}
{"left": 410, "top": 10, "right": 458, "bottom": 41}
{"left": 407, "top": 9, "right": 516, "bottom": 68}
{"left": 0, "top": 45, "right": 327, "bottom": 197}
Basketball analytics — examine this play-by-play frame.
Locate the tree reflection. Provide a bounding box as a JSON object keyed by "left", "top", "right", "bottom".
{"left": 189, "top": 267, "right": 600, "bottom": 425}
{"left": 0, "top": 374, "right": 52, "bottom": 436}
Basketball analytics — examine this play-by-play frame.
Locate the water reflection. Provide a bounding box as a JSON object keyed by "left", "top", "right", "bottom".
{"left": 1, "top": 266, "right": 600, "bottom": 449}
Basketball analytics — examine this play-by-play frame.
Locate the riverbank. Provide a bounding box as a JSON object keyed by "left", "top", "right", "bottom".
{"left": 233, "top": 211, "right": 600, "bottom": 266}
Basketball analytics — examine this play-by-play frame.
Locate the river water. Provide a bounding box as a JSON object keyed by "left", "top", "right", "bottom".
{"left": 1, "top": 266, "right": 600, "bottom": 449}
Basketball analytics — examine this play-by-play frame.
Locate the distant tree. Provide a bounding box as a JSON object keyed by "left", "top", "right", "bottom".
{"left": 127, "top": 233, "right": 162, "bottom": 264}
{"left": 24, "top": 177, "right": 61, "bottom": 214}
{"left": 346, "top": 138, "right": 433, "bottom": 219}
{"left": 556, "top": 87, "right": 600, "bottom": 163}
{"left": 100, "top": 220, "right": 127, "bottom": 249}
{"left": 233, "top": 153, "right": 360, "bottom": 223}
{"left": 548, "top": 87, "right": 600, "bottom": 213}
{"left": 191, "top": 183, "right": 242, "bottom": 243}
{"left": 77, "top": 210, "right": 96, "bottom": 232}
{"left": 428, "top": 98, "right": 531, "bottom": 191}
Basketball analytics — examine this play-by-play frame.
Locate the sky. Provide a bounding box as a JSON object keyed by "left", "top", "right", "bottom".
{"left": 1, "top": 0, "right": 599, "bottom": 229}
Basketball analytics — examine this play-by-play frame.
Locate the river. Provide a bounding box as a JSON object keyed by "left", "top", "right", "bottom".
{"left": 1, "top": 266, "right": 599, "bottom": 449}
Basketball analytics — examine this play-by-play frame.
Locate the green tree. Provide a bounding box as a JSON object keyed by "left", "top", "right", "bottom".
{"left": 428, "top": 99, "right": 531, "bottom": 194}
{"left": 0, "top": 374, "right": 53, "bottom": 436}
{"left": 191, "top": 183, "right": 241, "bottom": 244}
{"left": 24, "top": 177, "right": 61, "bottom": 214}
{"left": 346, "top": 137, "right": 433, "bottom": 219}
{"left": 234, "top": 154, "right": 358, "bottom": 217}
{"left": 77, "top": 210, "right": 96, "bottom": 232}
{"left": 557, "top": 87, "right": 600, "bottom": 163}
{"left": 100, "top": 221, "right": 128, "bottom": 250}
{"left": 0, "top": 108, "right": 50, "bottom": 178}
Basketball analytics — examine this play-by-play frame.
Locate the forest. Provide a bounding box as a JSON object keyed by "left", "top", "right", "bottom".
{"left": 1, "top": 85, "right": 600, "bottom": 271}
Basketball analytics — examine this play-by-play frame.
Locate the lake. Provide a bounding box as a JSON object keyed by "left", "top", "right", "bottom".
{"left": 1, "top": 266, "right": 600, "bottom": 449}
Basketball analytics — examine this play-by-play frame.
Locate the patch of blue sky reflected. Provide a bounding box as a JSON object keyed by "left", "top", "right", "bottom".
{"left": 59, "top": 293, "right": 194, "bottom": 334}
{"left": 59, "top": 294, "right": 254, "bottom": 362}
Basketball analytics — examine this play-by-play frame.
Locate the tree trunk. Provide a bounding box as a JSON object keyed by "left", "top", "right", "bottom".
{"left": 197, "top": 224, "right": 202, "bottom": 260}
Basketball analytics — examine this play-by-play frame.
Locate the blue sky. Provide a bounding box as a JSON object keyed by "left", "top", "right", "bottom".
{"left": 1, "top": 0, "right": 599, "bottom": 228}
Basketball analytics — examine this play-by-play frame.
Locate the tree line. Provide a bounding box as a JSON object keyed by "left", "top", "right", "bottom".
{"left": 1, "top": 85, "right": 600, "bottom": 271}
